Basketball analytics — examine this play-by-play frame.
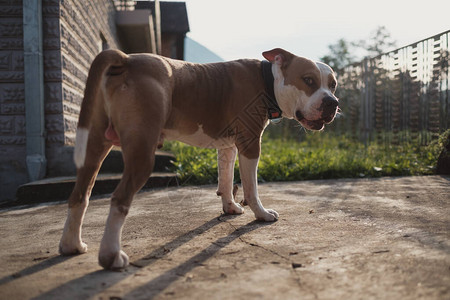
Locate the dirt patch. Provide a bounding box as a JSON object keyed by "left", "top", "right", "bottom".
{"left": 0, "top": 176, "right": 449, "bottom": 299}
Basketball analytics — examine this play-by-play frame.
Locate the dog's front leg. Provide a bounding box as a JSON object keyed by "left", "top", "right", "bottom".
{"left": 217, "top": 146, "right": 244, "bottom": 214}
{"left": 238, "top": 153, "right": 279, "bottom": 221}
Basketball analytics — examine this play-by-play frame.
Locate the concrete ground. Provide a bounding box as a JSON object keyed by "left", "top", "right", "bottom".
{"left": 0, "top": 176, "right": 449, "bottom": 300}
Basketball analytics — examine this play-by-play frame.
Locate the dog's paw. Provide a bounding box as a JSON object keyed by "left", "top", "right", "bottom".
{"left": 59, "top": 240, "right": 88, "bottom": 255}
{"left": 99, "top": 250, "right": 129, "bottom": 270}
{"left": 255, "top": 209, "right": 279, "bottom": 222}
{"left": 223, "top": 202, "right": 245, "bottom": 215}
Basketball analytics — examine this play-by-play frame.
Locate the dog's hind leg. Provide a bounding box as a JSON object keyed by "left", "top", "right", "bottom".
{"left": 59, "top": 128, "right": 112, "bottom": 255}
{"left": 98, "top": 127, "right": 160, "bottom": 270}
{"left": 217, "top": 146, "right": 244, "bottom": 214}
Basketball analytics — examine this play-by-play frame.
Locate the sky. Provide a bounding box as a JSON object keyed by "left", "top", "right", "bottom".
{"left": 175, "top": 0, "right": 450, "bottom": 62}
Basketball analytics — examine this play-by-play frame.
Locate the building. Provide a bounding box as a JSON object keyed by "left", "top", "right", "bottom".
{"left": 0, "top": 0, "right": 189, "bottom": 202}
{"left": 135, "top": 1, "right": 190, "bottom": 60}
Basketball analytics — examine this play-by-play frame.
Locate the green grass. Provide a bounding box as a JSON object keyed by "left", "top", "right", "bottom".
{"left": 161, "top": 130, "right": 448, "bottom": 186}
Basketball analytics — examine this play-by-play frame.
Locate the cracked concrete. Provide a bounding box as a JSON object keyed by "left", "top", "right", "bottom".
{"left": 0, "top": 176, "right": 449, "bottom": 299}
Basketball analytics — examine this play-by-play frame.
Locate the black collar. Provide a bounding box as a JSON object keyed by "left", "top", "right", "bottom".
{"left": 261, "top": 60, "right": 282, "bottom": 120}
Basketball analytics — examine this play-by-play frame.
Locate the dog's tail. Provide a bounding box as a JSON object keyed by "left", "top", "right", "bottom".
{"left": 74, "top": 49, "right": 128, "bottom": 169}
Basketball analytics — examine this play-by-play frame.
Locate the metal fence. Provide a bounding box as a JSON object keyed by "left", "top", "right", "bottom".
{"left": 333, "top": 30, "right": 449, "bottom": 145}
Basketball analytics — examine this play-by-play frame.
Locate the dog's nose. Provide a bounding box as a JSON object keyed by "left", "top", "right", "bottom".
{"left": 322, "top": 96, "right": 338, "bottom": 109}
{"left": 321, "top": 96, "right": 338, "bottom": 116}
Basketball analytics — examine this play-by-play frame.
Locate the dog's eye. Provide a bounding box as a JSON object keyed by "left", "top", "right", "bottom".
{"left": 303, "top": 77, "right": 314, "bottom": 86}
{"left": 330, "top": 82, "right": 337, "bottom": 90}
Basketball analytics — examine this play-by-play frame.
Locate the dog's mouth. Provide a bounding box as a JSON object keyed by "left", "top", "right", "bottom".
{"left": 300, "top": 119, "right": 325, "bottom": 131}
{"left": 295, "top": 111, "right": 336, "bottom": 131}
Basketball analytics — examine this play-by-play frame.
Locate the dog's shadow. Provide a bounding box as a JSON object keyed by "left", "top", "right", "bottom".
{"left": 0, "top": 255, "right": 74, "bottom": 287}
{"left": 30, "top": 214, "right": 271, "bottom": 300}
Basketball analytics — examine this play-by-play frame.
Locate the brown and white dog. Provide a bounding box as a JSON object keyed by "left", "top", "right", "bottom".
{"left": 59, "top": 48, "right": 338, "bottom": 270}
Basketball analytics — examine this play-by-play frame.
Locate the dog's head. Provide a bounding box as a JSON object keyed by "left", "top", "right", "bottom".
{"left": 263, "top": 48, "right": 339, "bottom": 131}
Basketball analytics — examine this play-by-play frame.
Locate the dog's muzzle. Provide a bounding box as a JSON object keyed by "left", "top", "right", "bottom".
{"left": 295, "top": 96, "right": 339, "bottom": 131}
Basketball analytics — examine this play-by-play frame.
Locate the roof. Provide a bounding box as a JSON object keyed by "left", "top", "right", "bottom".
{"left": 135, "top": 1, "right": 190, "bottom": 33}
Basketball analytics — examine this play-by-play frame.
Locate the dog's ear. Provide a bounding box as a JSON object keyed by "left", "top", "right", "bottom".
{"left": 262, "top": 48, "right": 294, "bottom": 67}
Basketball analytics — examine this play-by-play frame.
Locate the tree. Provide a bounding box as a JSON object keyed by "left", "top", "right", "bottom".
{"left": 320, "top": 38, "right": 356, "bottom": 72}
{"left": 354, "top": 26, "right": 397, "bottom": 57}
{"left": 320, "top": 26, "right": 398, "bottom": 71}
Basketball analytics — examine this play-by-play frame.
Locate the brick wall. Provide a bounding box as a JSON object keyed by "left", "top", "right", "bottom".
{"left": 0, "top": 0, "right": 27, "bottom": 201}
{"left": 0, "top": 0, "right": 120, "bottom": 201}
{"left": 46, "top": 0, "right": 120, "bottom": 177}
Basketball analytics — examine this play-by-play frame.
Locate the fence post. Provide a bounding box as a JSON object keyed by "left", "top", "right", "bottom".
{"left": 361, "top": 58, "right": 370, "bottom": 146}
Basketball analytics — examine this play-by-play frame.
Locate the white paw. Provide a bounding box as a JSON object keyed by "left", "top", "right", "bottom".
{"left": 99, "top": 250, "right": 129, "bottom": 270}
{"left": 255, "top": 209, "right": 279, "bottom": 222}
{"left": 223, "top": 202, "right": 245, "bottom": 215}
{"left": 59, "top": 239, "right": 88, "bottom": 255}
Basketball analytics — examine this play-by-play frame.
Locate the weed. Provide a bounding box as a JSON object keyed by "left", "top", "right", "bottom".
{"left": 161, "top": 131, "right": 445, "bottom": 186}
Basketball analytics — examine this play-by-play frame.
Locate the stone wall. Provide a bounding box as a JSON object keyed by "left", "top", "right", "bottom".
{"left": 0, "top": 0, "right": 120, "bottom": 201}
